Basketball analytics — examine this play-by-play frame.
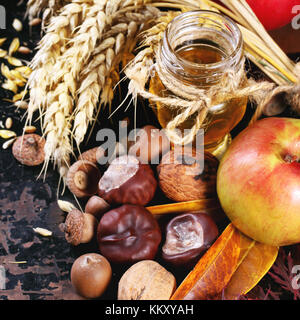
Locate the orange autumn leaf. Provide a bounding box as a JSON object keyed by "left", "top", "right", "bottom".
{"left": 171, "top": 223, "right": 241, "bottom": 300}
{"left": 224, "top": 232, "right": 279, "bottom": 300}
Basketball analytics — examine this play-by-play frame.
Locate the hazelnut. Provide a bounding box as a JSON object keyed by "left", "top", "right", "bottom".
{"left": 59, "top": 209, "right": 98, "bottom": 246}
{"left": 118, "top": 260, "right": 176, "bottom": 300}
{"left": 157, "top": 148, "right": 219, "bottom": 202}
{"left": 66, "top": 160, "right": 101, "bottom": 198}
{"left": 98, "top": 155, "right": 157, "bottom": 206}
{"left": 78, "top": 146, "right": 106, "bottom": 164}
{"left": 12, "top": 134, "right": 45, "bottom": 166}
{"left": 128, "top": 125, "right": 170, "bottom": 164}
{"left": 85, "top": 195, "right": 110, "bottom": 219}
{"left": 71, "top": 253, "right": 112, "bottom": 299}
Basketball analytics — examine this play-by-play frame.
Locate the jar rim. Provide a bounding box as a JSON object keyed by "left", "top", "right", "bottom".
{"left": 163, "top": 10, "right": 243, "bottom": 73}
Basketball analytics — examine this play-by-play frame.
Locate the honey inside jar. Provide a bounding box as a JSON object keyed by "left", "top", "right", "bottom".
{"left": 149, "top": 11, "right": 247, "bottom": 155}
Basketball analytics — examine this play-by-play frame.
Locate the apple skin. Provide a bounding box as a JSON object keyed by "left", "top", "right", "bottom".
{"left": 217, "top": 117, "right": 300, "bottom": 246}
{"left": 246, "top": 0, "right": 299, "bottom": 31}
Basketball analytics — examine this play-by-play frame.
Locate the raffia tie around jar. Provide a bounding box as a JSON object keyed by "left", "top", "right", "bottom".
{"left": 152, "top": 47, "right": 274, "bottom": 145}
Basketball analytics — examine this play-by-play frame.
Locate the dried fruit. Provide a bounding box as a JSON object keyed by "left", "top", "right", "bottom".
{"left": 12, "top": 134, "right": 45, "bottom": 166}
{"left": 66, "top": 160, "right": 101, "bottom": 198}
{"left": 162, "top": 212, "right": 219, "bottom": 267}
{"left": 157, "top": 148, "right": 219, "bottom": 202}
{"left": 97, "top": 204, "right": 161, "bottom": 263}
{"left": 59, "top": 209, "right": 98, "bottom": 246}
{"left": 71, "top": 253, "right": 112, "bottom": 299}
{"left": 118, "top": 260, "right": 176, "bottom": 300}
{"left": 98, "top": 155, "right": 157, "bottom": 206}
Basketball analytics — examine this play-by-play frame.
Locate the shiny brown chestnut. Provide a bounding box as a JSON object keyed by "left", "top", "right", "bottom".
{"left": 162, "top": 212, "right": 219, "bottom": 267}
{"left": 98, "top": 155, "right": 157, "bottom": 206}
{"left": 97, "top": 204, "right": 162, "bottom": 264}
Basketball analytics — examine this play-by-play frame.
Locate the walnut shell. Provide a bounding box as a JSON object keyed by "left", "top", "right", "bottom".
{"left": 12, "top": 134, "right": 45, "bottom": 166}
{"left": 157, "top": 148, "right": 218, "bottom": 202}
{"left": 118, "top": 260, "right": 176, "bottom": 300}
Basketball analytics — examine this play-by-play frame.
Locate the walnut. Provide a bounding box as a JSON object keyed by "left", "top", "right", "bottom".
{"left": 157, "top": 147, "right": 219, "bottom": 202}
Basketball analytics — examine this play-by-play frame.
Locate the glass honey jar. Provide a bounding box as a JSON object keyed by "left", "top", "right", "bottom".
{"left": 149, "top": 10, "right": 247, "bottom": 157}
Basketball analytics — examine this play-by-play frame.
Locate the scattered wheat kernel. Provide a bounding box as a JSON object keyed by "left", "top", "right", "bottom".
{"left": 33, "top": 227, "right": 52, "bottom": 237}
{"left": 0, "top": 38, "right": 6, "bottom": 46}
{"left": 0, "top": 49, "right": 7, "bottom": 58}
{"left": 8, "top": 38, "right": 20, "bottom": 56}
{"left": 5, "top": 117, "right": 13, "bottom": 129}
{"left": 2, "top": 137, "right": 16, "bottom": 149}
{"left": 29, "top": 18, "right": 42, "bottom": 26}
{"left": 12, "top": 19, "right": 23, "bottom": 32}
{"left": 6, "top": 56, "right": 23, "bottom": 67}
{"left": 14, "top": 100, "right": 28, "bottom": 109}
{"left": 24, "top": 126, "right": 36, "bottom": 133}
{"left": 18, "top": 46, "right": 32, "bottom": 55}
{"left": 57, "top": 199, "right": 76, "bottom": 212}
{"left": 0, "top": 130, "right": 17, "bottom": 139}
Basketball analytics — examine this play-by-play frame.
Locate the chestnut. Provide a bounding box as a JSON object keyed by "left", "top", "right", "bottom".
{"left": 97, "top": 204, "right": 162, "bottom": 264}
{"left": 162, "top": 212, "right": 219, "bottom": 267}
{"left": 98, "top": 155, "right": 157, "bottom": 206}
{"left": 85, "top": 195, "right": 110, "bottom": 219}
{"left": 71, "top": 253, "right": 112, "bottom": 299}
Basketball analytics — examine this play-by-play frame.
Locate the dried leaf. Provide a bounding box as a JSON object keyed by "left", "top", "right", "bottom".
{"left": 224, "top": 233, "right": 278, "bottom": 300}
{"left": 171, "top": 223, "right": 241, "bottom": 300}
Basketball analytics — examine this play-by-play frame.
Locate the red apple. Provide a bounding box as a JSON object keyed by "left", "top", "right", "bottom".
{"left": 217, "top": 117, "right": 300, "bottom": 246}
{"left": 246, "top": 0, "right": 299, "bottom": 30}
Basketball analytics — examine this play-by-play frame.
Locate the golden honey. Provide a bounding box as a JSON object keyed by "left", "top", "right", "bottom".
{"left": 150, "top": 11, "right": 247, "bottom": 155}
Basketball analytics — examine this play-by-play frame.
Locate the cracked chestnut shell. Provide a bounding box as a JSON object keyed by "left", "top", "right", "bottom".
{"left": 98, "top": 155, "right": 157, "bottom": 206}
{"left": 97, "top": 204, "right": 162, "bottom": 264}
{"left": 162, "top": 212, "right": 219, "bottom": 267}
{"left": 157, "top": 148, "right": 219, "bottom": 202}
